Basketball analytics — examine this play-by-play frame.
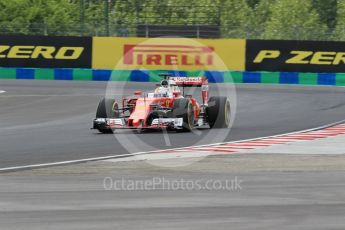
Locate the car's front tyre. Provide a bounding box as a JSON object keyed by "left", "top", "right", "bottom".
{"left": 96, "top": 97, "right": 118, "bottom": 133}
{"left": 172, "top": 98, "right": 194, "bottom": 132}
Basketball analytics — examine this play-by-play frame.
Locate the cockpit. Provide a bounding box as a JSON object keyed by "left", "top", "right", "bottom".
{"left": 153, "top": 79, "right": 182, "bottom": 98}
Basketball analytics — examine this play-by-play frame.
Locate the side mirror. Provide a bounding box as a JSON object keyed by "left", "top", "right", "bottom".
{"left": 134, "top": 91, "right": 143, "bottom": 96}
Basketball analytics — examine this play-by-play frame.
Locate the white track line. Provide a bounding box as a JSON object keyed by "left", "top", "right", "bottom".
{"left": 0, "top": 90, "right": 6, "bottom": 94}
{"left": 1, "top": 119, "right": 345, "bottom": 173}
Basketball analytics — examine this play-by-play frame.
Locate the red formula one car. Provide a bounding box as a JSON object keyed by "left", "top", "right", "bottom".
{"left": 92, "top": 74, "right": 230, "bottom": 133}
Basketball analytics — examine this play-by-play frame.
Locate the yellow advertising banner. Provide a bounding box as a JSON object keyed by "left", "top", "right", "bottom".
{"left": 92, "top": 37, "right": 245, "bottom": 71}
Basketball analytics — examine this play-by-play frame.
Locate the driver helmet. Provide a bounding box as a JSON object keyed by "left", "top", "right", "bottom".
{"left": 161, "top": 79, "right": 169, "bottom": 88}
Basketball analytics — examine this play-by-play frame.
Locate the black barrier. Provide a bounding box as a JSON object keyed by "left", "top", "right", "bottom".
{"left": 246, "top": 40, "right": 345, "bottom": 73}
{"left": 0, "top": 35, "right": 92, "bottom": 68}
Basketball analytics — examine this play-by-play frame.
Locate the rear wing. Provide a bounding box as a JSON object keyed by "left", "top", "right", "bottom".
{"left": 168, "top": 77, "right": 208, "bottom": 87}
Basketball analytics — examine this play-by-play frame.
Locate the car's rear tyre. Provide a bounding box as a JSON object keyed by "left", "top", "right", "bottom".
{"left": 172, "top": 98, "right": 194, "bottom": 132}
{"left": 96, "top": 97, "right": 118, "bottom": 133}
{"left": 206, "top": 96, "right": 231, "bottom": 128}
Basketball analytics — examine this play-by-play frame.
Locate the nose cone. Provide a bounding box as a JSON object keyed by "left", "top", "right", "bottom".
{"left": 128, "top": 98, "right": 152, "bottom": 127}
{"left": 131, "top": 119, "right": 143, "bottom": 127}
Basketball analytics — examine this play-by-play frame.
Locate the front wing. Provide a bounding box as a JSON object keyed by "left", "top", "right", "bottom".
{"left": 93, "top": 118, "right": 184, "bottom": 130}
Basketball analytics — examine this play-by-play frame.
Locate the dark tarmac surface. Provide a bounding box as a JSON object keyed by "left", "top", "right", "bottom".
{"left": 1, "top": 80, "right": 345, "bottom": 230}
{"left": 0, "top": 79, "right": 345, "bottom": 168}
{"left": 1, "top": 154, "right": 345, "bottom": 230}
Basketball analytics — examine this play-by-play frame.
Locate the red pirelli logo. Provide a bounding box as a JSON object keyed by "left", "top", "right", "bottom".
{"left": 123, "top": 44, "right": 214, "bottom": 66}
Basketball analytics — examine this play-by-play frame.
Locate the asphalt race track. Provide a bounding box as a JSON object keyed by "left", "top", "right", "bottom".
{"left": 1, "top": 79, "right": 345, "bottom": 169}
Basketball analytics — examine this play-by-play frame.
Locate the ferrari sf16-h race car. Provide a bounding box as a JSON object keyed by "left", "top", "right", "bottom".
{"left": 93, "top": 74, "right": 230, "bottom": 133}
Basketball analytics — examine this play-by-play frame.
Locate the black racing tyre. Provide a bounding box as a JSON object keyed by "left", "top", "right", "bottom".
{"left": 172, "top": 98, "right": 194, "bottom": 132}
{"left": 96, "top": 98, "right": 118, "bottom": 133}
{"left": 206, "top": 96, "right": 231, "bottom": 128}
{"left": 146, "top": 110, "right": 167, "bottom": 126}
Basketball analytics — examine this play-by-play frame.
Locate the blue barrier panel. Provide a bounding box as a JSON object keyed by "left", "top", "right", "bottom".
{"left": 280, "top": 72, "right": 299, "bottom": 84}
{"left": 205, "top": 71, "right": 224, "bottom": 83}
{"left": 54, "top": 69, "right": 73, "bottom": 80}
{"left": 318, "top": 73, "right": 336, "bottom": 85}
{"left": 130, "top": 70, "right": 150, "bottom": 82}
{"left": 92, "top": 70, "right": 111, "bottom": 81}
{"left": 16, "top": 68, "right": 35, "bottom": 79}
{"left": 166, "top": 70, "right": 187, "bottom": 77}
{"left": 243, "top": 72, "right": 261, "bottom": 83}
